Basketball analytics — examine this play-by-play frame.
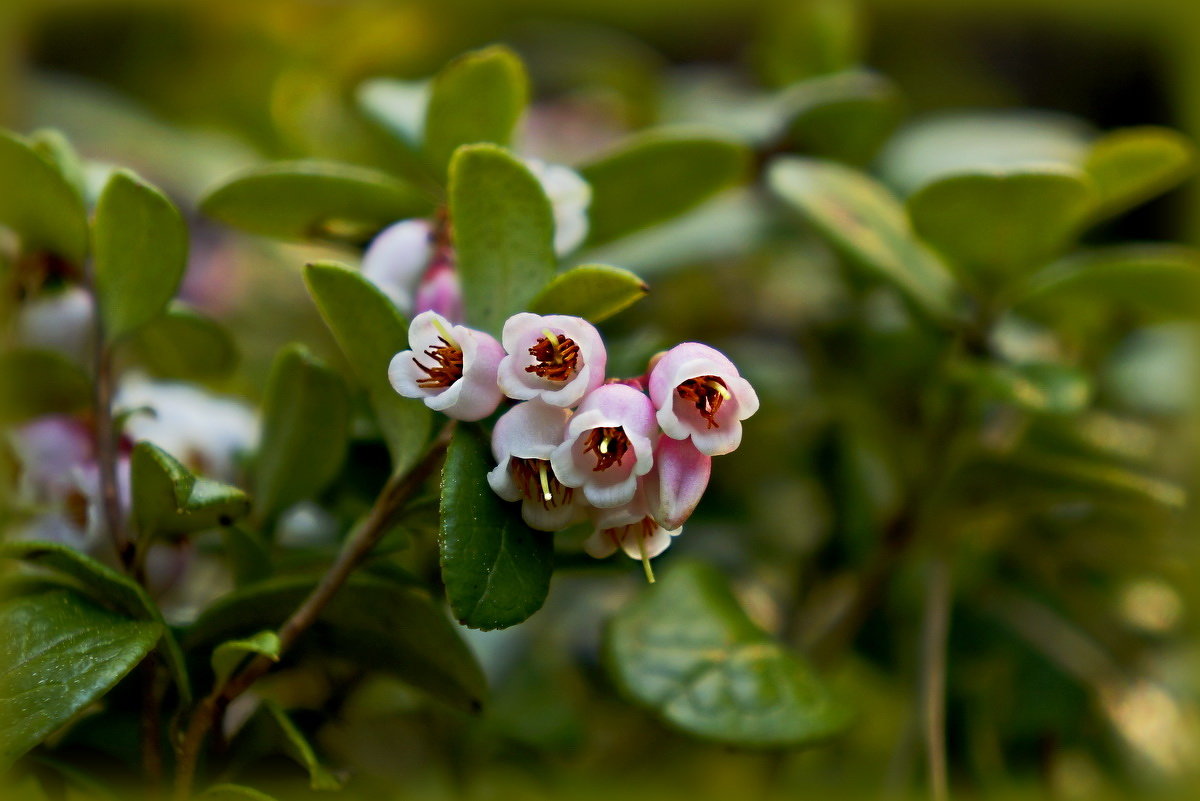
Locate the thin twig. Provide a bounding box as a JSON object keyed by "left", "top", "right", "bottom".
{"left": 91, "top": 333, "right": 130, "bottom": 567}
{"left": 172, "top": 425, "right": 454, "bottom": 801}
{"left": 919, "top": 555, "right": 953, "bottom": 801}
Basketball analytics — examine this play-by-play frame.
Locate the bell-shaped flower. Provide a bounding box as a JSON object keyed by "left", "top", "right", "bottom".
{"left": 649, "top": 342, "right": 760, "bottom": 456}
{"left": 644, "top": 435, "right": 711, "bottom": 530}
{"left": 498, "top": 313, "right": 606, "bottom": 408}
{"left": 524, "top": 158, "right": 591, "bottom": 256}
{"left": 412, "top": 260, "right": 463, "bottom": 323}
{"left": 487, "top": 400, "right": 584, "bottom": 531}
{"left": 388, "top": 310, "right": 503, "bottom": 421}
{"left": 550, "top": 384, "right": 656, "bottom": 509}
{"left": 361, "top": 219, "right": 433, "bottom": 312}
{"left": 584, "top": 488, "right": 681, "bottom": 582}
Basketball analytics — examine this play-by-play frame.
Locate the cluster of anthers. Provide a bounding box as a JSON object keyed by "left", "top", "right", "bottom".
{"left": 389, "top": 311, "right": 758, "bottom": 581}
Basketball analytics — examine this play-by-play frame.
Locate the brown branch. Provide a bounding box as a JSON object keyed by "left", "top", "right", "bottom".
{"left": 919, "top": 555, "right": 953, "bottom": 801}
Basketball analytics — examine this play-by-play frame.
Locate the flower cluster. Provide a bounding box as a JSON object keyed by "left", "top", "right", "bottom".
{"left": 389, "top": 310, "right": 758, "bottom": 578}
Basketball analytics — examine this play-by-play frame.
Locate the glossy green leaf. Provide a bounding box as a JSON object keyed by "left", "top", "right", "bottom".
{"left": 777, "top": 71, "right": 902, "bottom": 165}
{"left": 449, "top": 144, "right": 557, "bottom": 335}
{"left": 768, "top": 156, "right": 959, "bottom": 322}
{"left": 92, "top": 170, "right": 188, "bottom": 340}
{"left": 907, "top": 168, "right": 1095, "bottom": 282}
{"left": 0, "top": 348, "right": 90, "bottom": 424}
{"left": 0, "top": 129, "right": 88, "bottom": 262}
{"left": 186, "top": 575, "right": 487, "bottom": 713}
{"left": 439, "top": 426, "right": 554, "bottom": 631}
{"left": 423, "top": 46, "right": 529, "bottom": 176}
{"left": 200, "top": 161, "right": 432, "bottom": 244}
{"left": 211, "top": 630, "right": 281, "bottom": 687}
{"left": 606, "top": 560, "right": 852, "bottom": 747}
{"left": 581, "top": 130, "right": 750, "bottom": 247}
{"left": 131, "top": 442, "right": 250, "bottom": 539}
{"left": 0, "top": 587, "right": 161, "bottom": 769}
{"left": 253, "top": 346, "right": 350, "bottom": 522}
{"left": 1084, "top": 127, "right": 1194, "bottom": 221}
{"left": 127, "top": 304, "right": 238, "bottom": 380}
{"left": 260, "top": 702, "right": 343, "bottom": 790}
{"left": 304, "top": 261, "right": 433, "bottom": 475}
{"left": 529, "top": 264, "right": 648, "bottom": 322}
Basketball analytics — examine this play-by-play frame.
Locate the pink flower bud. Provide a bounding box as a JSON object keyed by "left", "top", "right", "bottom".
{"left": 361, "top": 220, "right": 433, "bottom": 313}
{"left": 412, "top": 261, "right": 463, "bottom": 323}
{"left": 487, "top": 400, "right": 585, "bottom": 531}
{"left": 644, "top": 436, "right": 711, "bottom": 530}
{"left": 388, "top": 310, "right": 504, "bottom": 421}
{"left": 497, "top": 313, "right": 606, "bottom": 408}
{"left": 648, "top": 342, "right": 759, "bottom": 456}
{"left": 550, "top": 384, "right": 656, "bottom": 509}
{"left": 584, "top": 488, "right": 681, "bottom": 561}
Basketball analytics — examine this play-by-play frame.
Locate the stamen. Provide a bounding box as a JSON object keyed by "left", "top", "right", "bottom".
{"left": 525, "top": 332, "right": 581, "bottom": 383}
{"left": 412, "top": 337, "right": 464, "bottom": 389}
{"left": 675, "top": 375, "right": 730, "bottom": 429}
{"left": 583, "top": 427, "right": 629, "bottom": 471}
{"left": 510, "top": 457, "right": 573, "bottom": 510}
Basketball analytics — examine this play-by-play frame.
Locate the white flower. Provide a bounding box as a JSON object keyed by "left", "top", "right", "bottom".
{"left": 584, "top": 487, "right": 681, "bottom": 562}
{"left": 16, "top": 285, "right": 94, "bottom": 363}
{"left": 486, "top": 400, "right": 584, "bottom": 531}
{"left": 524, "top": 158, "right": 591, "bottom": 256}
{"left": 648, "top": 342, "right": 760, "bottom": 456}
{"left": 360, "top": 219, "right": 434, "bottom": 312}
{"left": 388, "top": 310, "right": 504, "bottom": 421}
{"left": 497, "top": 313, "right": 606, "bottom": 408}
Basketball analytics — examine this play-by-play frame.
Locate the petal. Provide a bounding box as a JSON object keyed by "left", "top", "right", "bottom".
{"left": 493, "top": 400, "right": 571, "bottom": 461}
{"left": 690, "top": 419, "right": 744, "bottom": 456}
{"left": 521, "top": 499, "right": 578, "bottom": 531}
{"left": 573, "top": 384, "right": 656, "bottom": 436}
{"left": 649, "top": 342, "right": 737, "bottom": 409}
{"left": 584, "top": 527, "right": 618, "bottom": 559}
{"left": 389, "top": 350, "right": 436, "bottom": 399}
{"left": 646, "top": 437, "right": 711, "bottom": 529}
{"left": 583, "top": 474, "right": 639, "bottom": 509}
{"left": 618, "top": 523, "right": 680, "bottom": 560}
{"left": 486, "top": 459, "right": 521, "bottom": 502}
{"left": 728, "top": 375, "right": 760, "bottom": 420}
{"left": 361, "top": 220, "right": 432, "bottom": 312}
{"left": 414, "top": 265, "right": 463, "bottom": 322}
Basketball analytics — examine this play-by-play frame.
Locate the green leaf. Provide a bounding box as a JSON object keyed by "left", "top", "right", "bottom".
{"left": 185, "top": 575, "right": 487, "bottom": 713}
{"left": 92, "top": 170, "right": 188, "bottom": 340}
{"left": 0, "top": 348, "right": 90, "bottom": 424}
{"left": 449, "top": 144, "right": 557, "bottom": 335}
{"left": 198, "top": 784, "right": 279, "bottom": 801}
{"left": 605, "top": 560, "right": 852, "bottom": 747}
{"left": 211, "top": 630, "right": 281, "bottom": 687}
{"left": 1084, "top": 127, "right": 1194, "bottom": 221}
{"left": 529, "top": 264, "right": 648, "bottom": 322}
{"left": 200, "top": 161, "right": 432, "bottom": 244}
{"left": 131, "top": 442, "right": 250, "bottom": 539}
{"left": 768, "top": 156, "right": 959, "bottom": 322}
{"left": 423, "top": 46, "right": 529, "bottom": 177}
{"left": 0, "top": 129, "right": 89, "bottom": 262}
{"left": 580, "top": 130, "right": 750, "bottom": 247}
{"left": 220, "top": 526, "right": 273, "bottom": 587}
{"left": 439, "top": 426, "right": 553, "bottom": 631}
{"left": 304, "top": 261, "right": 433, "bottom": 475}
{"left": 777, "top": 71, "right": 902, "bottom": 165}
{"left": 260, "top": 702, "right": 343, "bottom": 790}
{"left": 960, "top": 361, "right": 1092, "bottom": 415}
{"left": 28, "top": 129, "right": 88, "bottom": 202}
{"left": 906, "top": 168, "right": 1095, "bottom": 283}
{"left": 253, "top": 346, "right": 350, "bottom": 523}
{"left": 357, "top": 77, "right": 428, "bottom": 152}
{"left": 126, "top": 304, "right": 238, "bottom": 380}
{"left": 0, "top": 587, "right": 161, "bottom": 769}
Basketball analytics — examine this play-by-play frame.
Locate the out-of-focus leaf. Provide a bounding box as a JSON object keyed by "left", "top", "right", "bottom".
{"left": 606, "top": 560, "right": 852, "bottom": 747}
{"left": 200, "top": 161, "right": 432, "bottom": 244}
{"left": 961, "top": 361, "right": 1092, "bottom": 415}
{"left": 357, "top": 78, "right": 428, "bottom": 151}
{"left": 304, "top": 261, "right": 433, "bottom": 475}
{"left": 753, "top": 0, "right": 861, "bottom": 87}
{"left": 0, "top": 587, "right": 161, "bottom": 769}
{"left": 126, "top": 304, "right": 238, "bottom": 380}
{"left": 92, "top": 170, "right": 187, "bottom": 339}
{"left": 530, "top": 264, "right": 648, "bottom": 322}
{"left": 777, "top": 71, "right": 903, "bottom": 165}
{"left": 199, "top": 784, "right": 279, "bottom": 801}
{"left": 449, "top": 145, "right": 557, "bottom": 335}
{"left": 131, "top": 442, "right": 249, "bottom": 539}
{"left": 439, "top": 426, "right": 554, "bottom": 630}
{"left": 221, "top": 526, "right": 272, "bottom": 587}
{"left": 907, "top": 168, "right": 1094, "bottom": 283}
{"left": 580, "top": 130, "right": 749, "bottom": 247}
{"left": 0, "top": 129, "right": 89, "bottom": 262}
{"left": 28, "top": 129, "right": 88, "bottom": 202}
{"left": 260, "top": 702, "right": 342, "bottom": 790}
{"left": 211, "top": 630, "right": 280, "bottom": 687}
{"left": 1084, "top": 127, "right": 1194, "bottom": 221}
{"left": 186, "top": 574, "right": 486, "bottom": 713}
{"left": 253, "top": 346, "right": 349, "bottom": 523}
{"left": 768, "top": 156, "right": 959, "bottom": 322}
{"left": 423, "top": 46, "right": 528, "bottom": 177}
{"left": 0, "top": 349, "right": 90, "bottom": 424}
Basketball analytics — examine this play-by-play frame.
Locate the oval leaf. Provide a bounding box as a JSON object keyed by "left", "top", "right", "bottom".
{"left": 777, "top": 71, "right": 903, "bottom": 165}
{"left": 449, "top": 145, "right": 557, "bottom": 335}
{"left": 0, "top": 129, "right": 89, "bottom": 263}
{"left": 605, "top": 560, "right": 852, "bottom": 747}
{"left": 259, "top": 702, "right": 343, "bottom": 790}
{"left": 127, "top": 304, "right": 238, "bottom": 380}
{"left": 131, "top": 442, "right": 250, "bottom": 539}
{"left": 201, "top": 161, "right": 432, "bottom": 244}
{"left": 303, "top": 261, "right": 433, "bottom": 475}
{"left": 0, "top": 349, "right": 90, "bottom": 424}
{"left": 92, "top": 170, "right": 188, "bottom": 339}
{"left": 580, "top": 130, "right": 750, "bottom": 247}
{"left": 439, "top": 426, "right": 554, "bottom": 630}
{"left": 529, "top": 264, "right": 648, "bottom": 322}
{"left": 211, "top": 630, "right": 281, "bottom": 688}
{"left": 1084, "top": 127, "right": 1194, "bottom": 221}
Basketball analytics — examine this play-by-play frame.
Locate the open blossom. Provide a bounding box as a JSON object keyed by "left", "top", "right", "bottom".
{"left": 388, "top": 310, "right": 504, "bottom": 421}
{"left": 498, "top": 313, "right": 606, "bottom": 408}
{"left": 360, "top": 219, "right": 433, "bottom": 312}
{"left": 487, "top": 400, "right": 582, "bottom": 531}
{"left": 584, "top": 488, "right": 681, "bottom": 563}
{"left": 644, "top": 436, "right": 711, "bottom": 530}
{"left": 550, "top": 384, "right": 656, "bottom": 509}
{"left": 524, "top": 158, "right": 591, "bottom": 256}
{"left": 649, "top": 342, "right": 760, "bottom": 456}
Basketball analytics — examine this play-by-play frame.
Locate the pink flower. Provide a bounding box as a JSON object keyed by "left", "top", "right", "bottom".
{"left": 648, "top": 342, "right": 759, "bottom": 456}
{"left": 643, "top": 436, "right": 711, "bottom": 530}
{"left": 497, "top": 313, "right": 606, "bottom": 408}
{"left": 550, "top": 384, "right": 656, "bottom": 509}
{"left": 412, "top": 261, "right": 463, "bottom": 323}
{"left": 486, "top": 400, "right": 584, "bottom": 531}
{"left": 361, "top": 220, "right": 433, "bottom": 312}
{"left": 388, "top": 310, "right": 504, "bottom": 421}
{"left": 584, "top": 488, "right": 681, "bottom": 581}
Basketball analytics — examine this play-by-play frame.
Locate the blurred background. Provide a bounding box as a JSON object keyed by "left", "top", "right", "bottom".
{"left": 2, "top": 1, "right": 1199, "bottom": 799}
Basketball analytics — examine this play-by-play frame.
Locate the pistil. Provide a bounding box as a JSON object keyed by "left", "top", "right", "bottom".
{"left": 511, "top": 457, "right": 572, "bottom": 509}
{"left": 675, "top": 375, "right": 731, "bottom": 429}
{"left": 583, "top": 426, "right": 629, "bottom": 471}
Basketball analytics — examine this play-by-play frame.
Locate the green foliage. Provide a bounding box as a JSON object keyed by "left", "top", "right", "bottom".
{"left": 127, "top": 305, "right": 238, "bottom": 380}
{"left": 130, "top": 442, "right": 250, "bottom": 540}
{"left": 253, "top": 346, "right": 350, "bottom": 523}
{"left": 606, "top": 561, "right": 852, "bottom": 747}
{"left": 439, "top": 426, "right": 554, "bottom": 630}
{"left": 777, "top": 71, "right": 903, "bottom": 164}
{"left": 0, "top": 349, "right": 90, "bottom": 423}
{"left": 529, "top": 263, "right": 648, "bottom": 322}
{"left": 1084, "top": 126, "right": 1194, "bottom": 221}
{"left": 92, "top": 170, "right": 188, "bottom": 340}
{"left": 0, "top": 129, "right": 88, "bottom": 262}
{"left": 211, "top": 630, "right": 280, "bottom": 687}
{"left": 259, "top": 702, "right": 344, "bottom": 790}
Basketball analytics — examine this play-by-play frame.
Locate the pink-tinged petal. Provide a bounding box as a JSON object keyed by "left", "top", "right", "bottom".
{"left": 392, "top": 311, "right": 503, "bottom": 420}
{"left": 498, "top": 313, "right": 606, "bottom": 407}
{"left": 648, "top": 343, "right": 737, "bottom": 408}
{"left": 361, "top": 220, "right": 432, "bottom": 312}
{"left": 646, "top": 437, "right": 711, "bottom": 529}
{"left": 486, "top": 461, "right": 521, "bottom": 502}
{"left": 648, "top": 342, "right": 757, "bottom": 454}
{"left": 690, "top": 418, "right": 744, "bottom": 456}
{"left": 520, "top": 498, "right": 580, "bottom": 531}
{"left": 388, "top": 350, "right": 429, "bottom": 398}
{"left": 414, "top": 263, "right": 463, "bottom": 322}
{"left": 618, "top": 523, "right": 680, "bottom": 560}
{"left": 582, "top": 474, "right": 639, "bottom": 509}
{"left": 492, "top": 400, "right": 571, "bottom": 462}
{"left": 584, "top": 528, "right": 618, "bottom": 558}
{"left": 551, "top": 386, "right": 656, "bottom": 508}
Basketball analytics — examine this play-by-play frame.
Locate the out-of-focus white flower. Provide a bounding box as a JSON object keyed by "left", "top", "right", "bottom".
{"left": 523, "top": 158, "right": 591, "bottom": 256}
{"left": 360, "top": 219, "right": 434, "bottom": 312}
{"left": 15, "top": 286, "right": 94, "bottom": 363}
